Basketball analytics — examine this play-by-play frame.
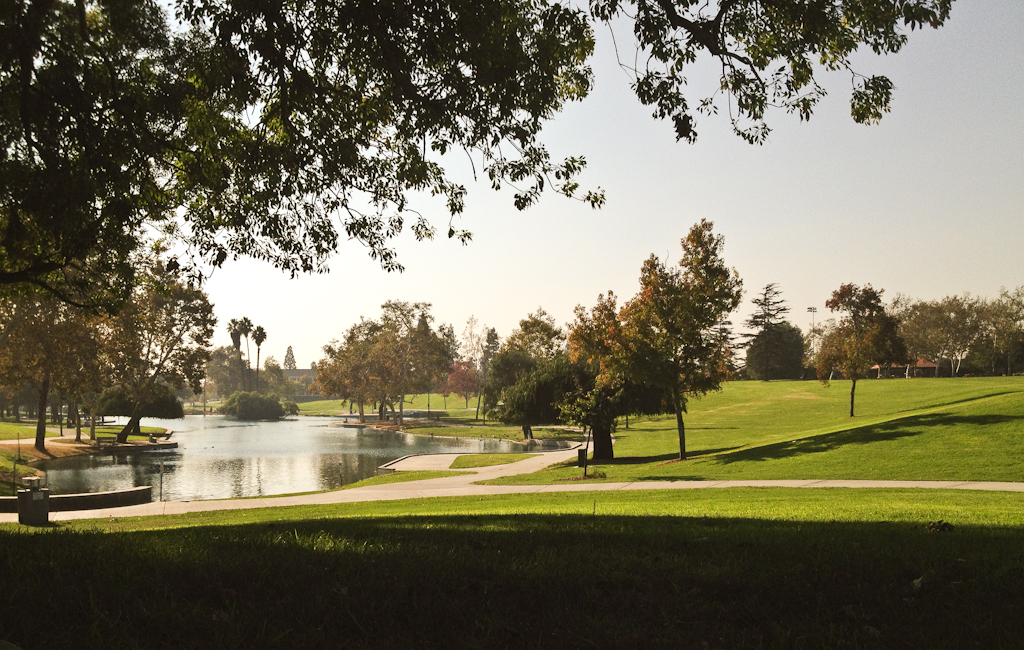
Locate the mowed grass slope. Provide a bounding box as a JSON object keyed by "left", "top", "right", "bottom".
{"left": 489, "top": 377, "right": 1024, "bottom": 484}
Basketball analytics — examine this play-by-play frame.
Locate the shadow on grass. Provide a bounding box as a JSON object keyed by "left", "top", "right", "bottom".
{"left": 892, "top": 389, "right": 1023, "bottom": 414}
{"left": 3, "top": 513, "right": 1023, "bottom": 649}
{"left": 710, "top": 412, "right": 1024, "bottom": 466}
{"left": 595, "top": 446, "right": 743, "bottom": 467}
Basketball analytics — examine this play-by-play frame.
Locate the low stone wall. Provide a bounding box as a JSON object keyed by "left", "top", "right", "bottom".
{"left": 0, "top": 486, "right": 152, "bottom": 513}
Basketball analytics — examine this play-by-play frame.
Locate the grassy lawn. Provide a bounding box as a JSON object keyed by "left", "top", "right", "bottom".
{"left": 297, "top": 393, "right": 474, "bottom": 416}
{"left": 295, "top": 398, "right": 353, "bottom": 415}
{"left": 341, "top": 470, "right": 473, "bottom": 488}
{"left": 0, "top": 421, "right": 66, "bottom": 440}
{"left": 486, "top": 377, "right": 1024, "bottom": 485}
{"left": 449, "top": 453, "right": 538, "bottom": 468}
{"left": 2, "top": 489, "right": 1023, "bottom": 649}
{"left": 0, "top": 420, "right": 165, "bottom": 441}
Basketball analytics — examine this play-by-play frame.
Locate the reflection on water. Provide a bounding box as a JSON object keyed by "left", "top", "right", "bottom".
{"left": 37, "top": 415, "right": 558, "bottom": 500}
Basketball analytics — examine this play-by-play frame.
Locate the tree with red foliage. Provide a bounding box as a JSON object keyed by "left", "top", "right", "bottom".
{"left": 446, "top": 361, "right": 480, "bottom": 409}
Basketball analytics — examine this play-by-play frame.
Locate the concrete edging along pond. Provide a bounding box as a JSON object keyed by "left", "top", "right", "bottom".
{"left": 0, "top": 486, "right": 153, "bottom": 513}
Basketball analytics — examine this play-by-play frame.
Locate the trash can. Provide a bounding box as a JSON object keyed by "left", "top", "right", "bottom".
{"left": 578, "top": 449, "right": 587, "bottom": 467}
{"left": 17, "top": 476, "right": 49, "bottom": 526}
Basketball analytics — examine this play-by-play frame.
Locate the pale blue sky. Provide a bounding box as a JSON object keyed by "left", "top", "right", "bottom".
{"left": 204, "top": 1, "right": 1023, "bottom": 368}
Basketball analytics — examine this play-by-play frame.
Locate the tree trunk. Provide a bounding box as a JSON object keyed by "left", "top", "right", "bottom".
{"left": 89, "top": 405, "right": 97, "bottom": 440}
{"left": 357, "top": 400, "right": 365, "bottom": 423}
{"left": 591, "top": 422, "right": 614, "bottom": 460}
{"left": 35, "top": 371, "right": 50, "bottom": 452}
{"left": 117, "top": 415, "right": 142, "bottom": 443}
{"left": 256, "top": 349, "right": 261, "bottom": 393}
{"left": 671, "top": 383, "right": 686, "bottom": 460}
{"left": 378, "top": 401, "right": 386, "bottom": 422}
{"left": 72, "top": 396, "right": 82, "bottom": 443}
{"left": 399, "top": 394, "right": 405, "bottom": 426}
{"left": 238, "top": 351, "right": 245, "bottom": 392}
{"left": 849, "top": 378, "right": 857, "bottom": 417}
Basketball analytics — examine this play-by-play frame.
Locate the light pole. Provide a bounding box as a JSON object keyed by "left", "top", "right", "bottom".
{"left": 807, "top": 307, "right": 819, "bottom": 358}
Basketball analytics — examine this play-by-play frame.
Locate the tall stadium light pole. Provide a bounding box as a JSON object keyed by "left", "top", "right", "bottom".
{"left": 807, "top": 306, "right": 819, "bottom": 357}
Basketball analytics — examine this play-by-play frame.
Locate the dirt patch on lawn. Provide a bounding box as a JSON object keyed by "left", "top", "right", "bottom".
{"left": 0, "top": 437, "right": 99, "bottom": 461}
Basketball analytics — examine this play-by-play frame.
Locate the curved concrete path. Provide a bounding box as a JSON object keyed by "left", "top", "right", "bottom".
{"left": 4, "top": 445, "right": 1023, "bottom": 524}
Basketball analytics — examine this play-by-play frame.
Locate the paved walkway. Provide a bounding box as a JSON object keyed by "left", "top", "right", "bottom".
{"left": 3, "top": 444, "right": 1023, "bottom": 524}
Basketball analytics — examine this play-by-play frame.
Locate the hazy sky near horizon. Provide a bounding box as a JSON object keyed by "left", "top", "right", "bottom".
{"left": 203, "top": 1, "right": 1023, "bottom": 369}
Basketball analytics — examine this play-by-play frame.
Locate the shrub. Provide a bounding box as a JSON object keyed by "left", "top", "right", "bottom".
{"left": 220, "top": 392, "right": 286, "bottom": 420}
{"left": 97, "top": 384, "right": 184, "bottom": 419}
{"left": 281, "top": 401, "right": 299, "bottom": 416}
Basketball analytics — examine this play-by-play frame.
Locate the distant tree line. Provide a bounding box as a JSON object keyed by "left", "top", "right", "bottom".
{"left": 736, "top": 284, "right": 1024, "bottom": 385}
{"left": 311, "top": 301, "right": 457, "bottom": 424}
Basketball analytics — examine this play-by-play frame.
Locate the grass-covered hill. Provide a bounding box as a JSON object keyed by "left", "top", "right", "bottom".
{"left": 488, "top": 377, "right": 1024, "bottom": 484}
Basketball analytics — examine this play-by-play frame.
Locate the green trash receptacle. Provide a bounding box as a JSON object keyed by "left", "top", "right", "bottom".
{"left": 578, "top": 449, "right": 587, "bottom": 467}
{"left": 17, "top": 476, "right": 49, "bottom": 526}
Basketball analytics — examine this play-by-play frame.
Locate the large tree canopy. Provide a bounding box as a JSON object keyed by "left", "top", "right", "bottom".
{"left": 3, "top": 0, "right": 599, "bottom": 305}
{"left": 594, "top": 0, "right": 953, "bottom": 143}
{"left": 2, "top": 0, "right": 954, "bottom": 304}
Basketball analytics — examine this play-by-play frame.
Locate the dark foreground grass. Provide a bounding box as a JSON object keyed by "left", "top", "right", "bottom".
{"left": 2, "top": 489, "right": 1023, "bottom": 649}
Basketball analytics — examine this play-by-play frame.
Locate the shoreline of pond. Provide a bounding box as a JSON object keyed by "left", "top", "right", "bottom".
{"left": 1, "top": 429, "right": 173, "bottom": 486}
{"left": 8, "top": 414, "right": 547, "bottom": 474}
{"left": 35, "top": 416, "right": 541, "bottom": 500}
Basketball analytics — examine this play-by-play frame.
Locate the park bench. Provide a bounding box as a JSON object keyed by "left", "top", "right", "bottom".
{"left": 95, "top": 436, "right": 117, "bottom": 447}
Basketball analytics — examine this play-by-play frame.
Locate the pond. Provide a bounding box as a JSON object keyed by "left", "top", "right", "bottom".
{"left": 36, "top": 415, "right": 557, "bottom": 501}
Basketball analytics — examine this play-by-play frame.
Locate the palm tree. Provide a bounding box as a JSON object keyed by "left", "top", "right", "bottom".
{"left": 239, "top": 317, "right": 253, "bottom": 390}
{"left": 227, "top": 319, "right": 243, "bottom": 392}
{"left": 253, "top": 325, "right": 267, "bottom": 393}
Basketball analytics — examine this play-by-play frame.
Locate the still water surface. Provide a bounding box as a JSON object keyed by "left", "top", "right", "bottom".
{"left": 38, "top": 415, "right": 549, "bottom": 501}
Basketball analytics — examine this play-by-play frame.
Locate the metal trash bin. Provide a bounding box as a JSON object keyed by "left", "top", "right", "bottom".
{"left": 578, "top": 449, "right": 587, "bottom": 467}
{"left": 17, "top": 476, "right": 49, "bottom": 526}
